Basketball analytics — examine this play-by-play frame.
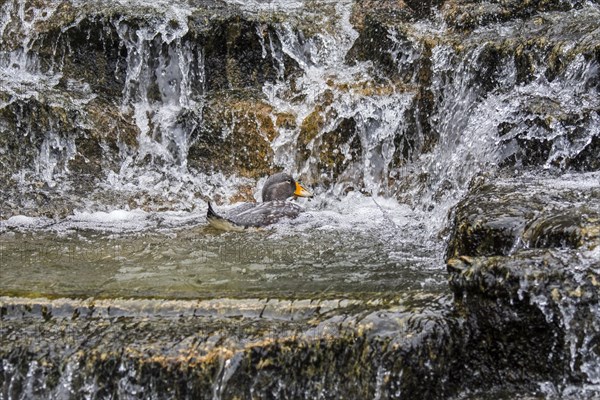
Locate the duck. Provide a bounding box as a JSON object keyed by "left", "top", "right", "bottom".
{"left": 207, "top": 172, "right": 313, "bottom": 231}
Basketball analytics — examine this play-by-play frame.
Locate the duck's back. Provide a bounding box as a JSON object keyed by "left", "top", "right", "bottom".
{"left": 207, "top": 201, "right": 304, "bottom": 230}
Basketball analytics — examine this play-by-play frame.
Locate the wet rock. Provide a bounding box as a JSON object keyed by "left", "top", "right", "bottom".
{"left": 201, "top": 18, "right": 299, "bottom": 92}
{"left": 188, "top": 90, "right": 277, "bottom": 179}
{"left": 448, "top": 248, "right": 599, "bottom": 386}
{"left": 441, "top": 0, "right": 584, "bottom": 32}
{"left": 348, "top": 9, "right": 437, "bottom": 166}
{"left": 0, "top": 1, "right": 77, "bottom": 51}
{"left": 32, "top": 6, "right": 294, "bottom": 100}
{"left": 446, "top": 173, "right": 600, "bottom": 390}
{"left": 294, "top": 96, "right": 367, "bottom": 188}
{"left": 36, "top": 16, "right": 128, "bottom": 100}
{"left": 349, "top": 0, "right": 600, "bottom": 180}
{"left": 348, "top": 16, "right": 410, "bottom": 79}
{"left": 0, "top": 93, "right": 140, "bottom": 218}
{"left": 317, "top": 117, "right": 362, "bottom": 186}
{"left": 404, "top": 0, "right": 444, "bottom": 19}
{"left": 446, "top": 174, "right": 600, "bottom": 259}
{"left": 498, "top": 103, "right": 600, "bottom": 172}
{"left": 0, "top": 296, "right": 464, "bottom": 399}
{"left": 351, "top": 1, "right": 416, "bottom": 30}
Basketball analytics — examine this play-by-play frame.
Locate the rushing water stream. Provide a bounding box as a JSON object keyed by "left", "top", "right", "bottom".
{"left": 1, "top": 0, "right": 599, "bottom": 398}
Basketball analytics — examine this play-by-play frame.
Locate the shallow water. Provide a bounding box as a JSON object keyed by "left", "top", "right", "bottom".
{"left": 0, "top": 194, "right": 446, "bottom": 301}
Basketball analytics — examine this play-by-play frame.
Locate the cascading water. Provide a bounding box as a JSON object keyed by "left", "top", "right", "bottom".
{"left": 1, "top": 0, "right": 71, "bottom": 188}
{"left": 104, "top": 7, "right": 206, "bottom": 202}
{"left": 264, "top": 1, "right": 421, "bottom": 198}
{"left": 1, "top": 0, "right": 599, "bottom": 398}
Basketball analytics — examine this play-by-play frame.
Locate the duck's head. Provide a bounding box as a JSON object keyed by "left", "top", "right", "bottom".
{"left": 262, "top": 172, "right": 313, "bottom": 202}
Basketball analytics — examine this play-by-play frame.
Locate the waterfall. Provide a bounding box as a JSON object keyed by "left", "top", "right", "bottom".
{"left": 264, "top": 1, "right": 419, "bottom": 197}
{"left": 116, "top": 5, "right": 198, "bottom": 166}
{"left": 0, "top": 0, "right": 67, "bottom": 186}
{"left": 106, "top": 8, "right": 204, "bottom": 195}
{"left": 1, "top": 1, "right": 599, "bottom": 397}
{"left": 1, "top": 0, "right": 597, "bottom": 213}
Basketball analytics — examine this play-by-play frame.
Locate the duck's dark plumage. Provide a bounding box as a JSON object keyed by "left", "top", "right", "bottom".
{"left": 207, "top": 173, "right": 312, "bottom": 231}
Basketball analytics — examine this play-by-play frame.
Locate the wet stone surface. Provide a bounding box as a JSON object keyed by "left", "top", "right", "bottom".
{"left": 1, "top": 295, "right": 463, "bottom": 399}
{"left": 446, "top": 172, "right": 600, "bottom": 259}
{"left": 446, "top": 172, "right": 600, "bottom": 394}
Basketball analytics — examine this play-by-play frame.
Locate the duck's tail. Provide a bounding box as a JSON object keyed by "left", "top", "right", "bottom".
{"left": 206, "top": 202, "right": 246, "bottom": 232}
{"left": 206, "top": 201, "right": 219, "bottom": 220}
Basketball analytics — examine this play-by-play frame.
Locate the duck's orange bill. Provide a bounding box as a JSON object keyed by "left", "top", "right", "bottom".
{"left": 294, "top": 181, "right": 313, "bottom": 198}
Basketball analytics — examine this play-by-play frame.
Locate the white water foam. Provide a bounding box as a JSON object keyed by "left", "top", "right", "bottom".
{"left": 263, "top": 0, "right": 418, "bottom": 198}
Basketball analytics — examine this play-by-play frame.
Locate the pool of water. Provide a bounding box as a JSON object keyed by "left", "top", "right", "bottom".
{"left": 0, "top": 194, "right": 447, "bottom": 301}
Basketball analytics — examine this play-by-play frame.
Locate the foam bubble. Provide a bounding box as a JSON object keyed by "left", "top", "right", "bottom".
{"left": 71, "top": 209, "right": 147, "bottom": 223}
{"left": 51, "top": 209, "right": 149, "bottom": 232}
{"left": 4, "top": 215, "right": 48, "bottom": 227}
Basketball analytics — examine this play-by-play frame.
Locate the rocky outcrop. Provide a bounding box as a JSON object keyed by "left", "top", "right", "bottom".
{"left": 446, "top": 174, "right": 600, "bottom": 258}
{"left": 1, "top": 296, "right": 463, "bottom": 399}
{"left": 446, "top": 173, "right": 600, "bottom": 391}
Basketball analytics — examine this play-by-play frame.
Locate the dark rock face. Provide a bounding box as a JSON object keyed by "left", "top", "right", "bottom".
{"left": 451, "top": 277, "right": 568, "bottom": 389}
{"left": 446, "top": 174, "right": 600, "bottom": 392}
{"left": 202, "top": 19, "right": 297, "bottom": 91}
{"left": 0, "top": 297, "right": 464, "bottom": 399}
{"left": 39, "top": 16, "right": 128, "bottom": 101}
{"left": 446, "top": 175, "right": 600, "bottom": 258}
{"left": 448, "top": 248, "right": 600, "bottom": 388}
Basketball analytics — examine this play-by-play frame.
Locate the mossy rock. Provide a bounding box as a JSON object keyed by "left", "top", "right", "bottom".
{"left": 189, "top": 91, "right": 277, "bottom": 178}
{"left": 317, "top": 117, "right": 362, "bottom": 187}
{"left": 350, "top": 0, "right": 416, "bottom": 31}
{"left": 275, "top": 112, "right": 297, "bottom": 130}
